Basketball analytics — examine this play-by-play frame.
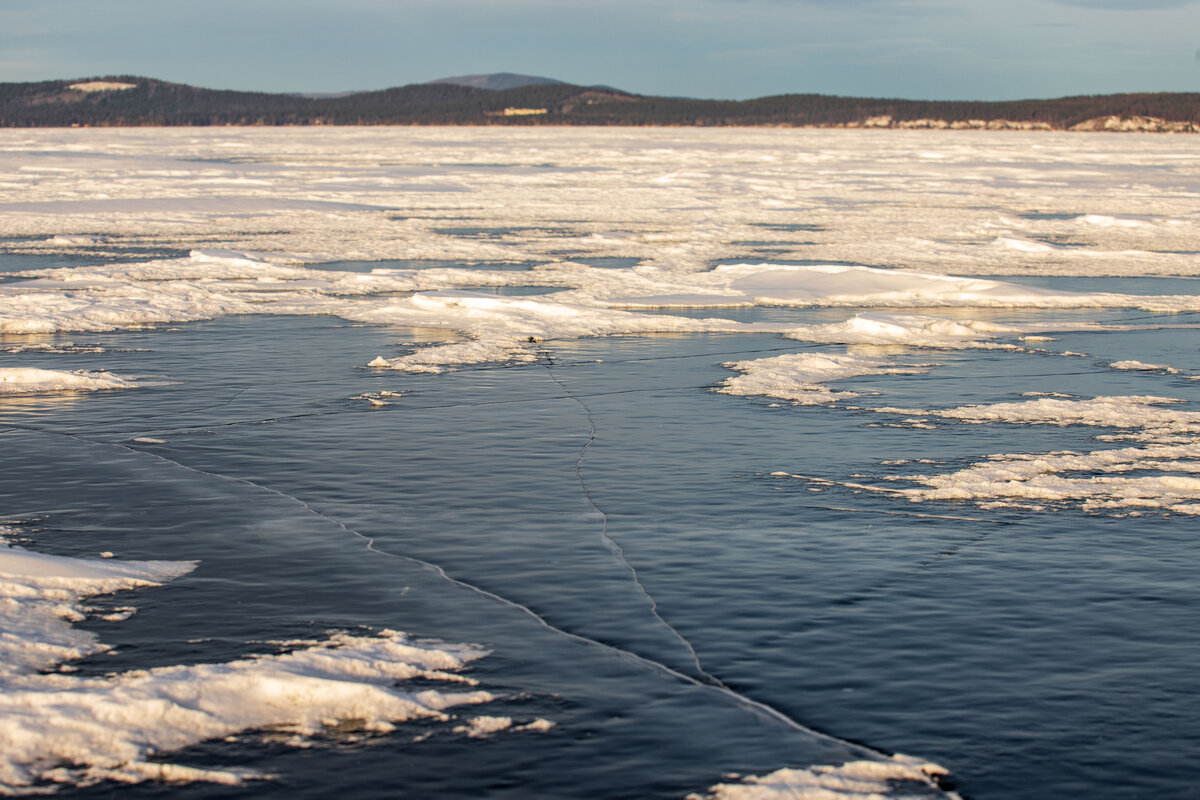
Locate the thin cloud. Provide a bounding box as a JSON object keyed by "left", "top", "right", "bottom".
{"left": 1048, "top": 0, "right": 1198, "bottom": 8}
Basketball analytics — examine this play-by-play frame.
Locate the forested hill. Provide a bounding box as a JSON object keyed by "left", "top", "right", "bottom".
{"left": 2, "top": 76, "right": 1199, "bottom": 131}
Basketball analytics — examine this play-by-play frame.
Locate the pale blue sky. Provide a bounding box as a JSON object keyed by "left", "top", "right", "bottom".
{"left": 1, "top": 0, "right": 1197, "bottom": 100}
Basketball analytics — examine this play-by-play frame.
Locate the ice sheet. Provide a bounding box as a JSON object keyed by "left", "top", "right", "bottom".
{"left": 3, "top": 127, "right": 1199, "bottom": 797}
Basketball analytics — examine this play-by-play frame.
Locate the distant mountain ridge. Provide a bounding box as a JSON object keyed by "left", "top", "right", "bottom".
{"left": 1, "top": 75, "right": 1197, "bottom": 131}
{"left": 428, "top": 73, "right": 566, "bottom": 91}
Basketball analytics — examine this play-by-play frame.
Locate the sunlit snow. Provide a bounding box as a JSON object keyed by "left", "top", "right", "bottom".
{"left": 0, "top": 367, "right": 144, "bottom": 394}
{"left": 690, "top": 756, "right": 958, "bottom": 800}
{"left": 2, "top": 126, "right": 1199, "bottom": 797}
{"left": 0, "top": 527, "right": 495, "bottom": 793}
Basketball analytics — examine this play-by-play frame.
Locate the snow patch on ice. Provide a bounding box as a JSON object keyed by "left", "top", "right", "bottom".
{"left": 781, "top": 313, "right": 1020, "bottom": 349}
{"left": 0, "top": 342, "right": 107, "bottom": 355}
{"left": 798, "top": 395, "right": 1200, "bottom": 516}
{"left": 350, "top": 390, "right": 406, "bottom": 406}
{"left": 1110, "top": 360, "right": 1178, "bottom": 373}
{"left": 515, "top": 717, "right": 557, "bottom": 733}
{"left": 1080, "top": 214, "right": 1145, "bottom": 228}
{"left": 927, "top": 394, "right": 1197, "bottom": 439}
{"left": 48, "top": 235, "right": 103, "bottom": 246}
{"left": 0, "top": 529, "right": 497, "bottom": 794}
{"left": 449, "top": 715, "right": 556, "bottom": 739}
{"left": 453, "top": 715, "right": 513, "bottom": 738}
{"left": 0, "top": 367, "right": 144, "bottom": 395}
{"left": 358, "top": 291, "right": 749, "bottom": 373}
{"left": 599, "top": 262, "right": 1101, "bottom": 310}
{"left": 899, "top": 443, "right": 1200, "bottom": 514}
{"left": 688, "top": 755, "right": 959, "bottom": 800}
{"left": 0, "top": 534, "right": 194, "bottom": 681}
{"left": 717, "top": 352, "right": 927, "bottom": 405}
{"left": 5, "top": 253, "right": 1199, "bottom": 352}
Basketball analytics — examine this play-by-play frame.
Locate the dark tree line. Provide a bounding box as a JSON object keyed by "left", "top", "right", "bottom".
{"left": 2, "top": 76, "right": 1197, "bottom": 129}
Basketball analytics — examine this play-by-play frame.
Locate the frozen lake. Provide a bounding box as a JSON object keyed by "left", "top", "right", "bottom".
{"left": 1, "top": 128, "right": 1199, "bottom": 799}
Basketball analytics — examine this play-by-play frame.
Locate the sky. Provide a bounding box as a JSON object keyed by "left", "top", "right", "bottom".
{"left": 1, "top": 0, "right": 1198, "bottom": 100}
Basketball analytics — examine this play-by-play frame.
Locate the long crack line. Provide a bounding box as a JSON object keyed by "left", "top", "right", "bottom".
{"left": 6, "top": 425, "right": 881, "bottom": 760}
{"left": 539, "top": 348, "right": 734, "bottom": 691}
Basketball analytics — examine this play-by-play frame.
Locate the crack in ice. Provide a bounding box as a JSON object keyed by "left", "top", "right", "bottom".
{"left": 532, "top": 350, "right": 953, "bottom": 770}
{"left": 539, "top": 348, "right": 724, "bottom": 687}
{"left": 7, "top": 425, "right": 884, "bottom": 762}
{"left": 129, "top": 384, "right": 254, "bottom": 424}
{"left": 61, "top": 383, "right": 714, "bottom": 441}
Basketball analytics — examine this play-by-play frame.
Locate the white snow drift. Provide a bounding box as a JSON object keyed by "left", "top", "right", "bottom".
{"left": 0, "top": 530, "right": 497, "bottom": 794}
{"left": 690, "top": 756, "right": 959, "bottom": 800}
{"left": 0, "top": 367, "right": 144, "bottom": 395}
{"left": 3, "top": 249, "right": 1192, "bottom": 374}
{"left": 718, "top": 352, "right": 929, "bottom": 405}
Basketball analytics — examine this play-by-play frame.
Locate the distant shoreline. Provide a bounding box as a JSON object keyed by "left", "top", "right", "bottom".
{"left": 16, "top": 122, "right": 1198, "bottom": 133}
{"left": 3, "top": 76, "right": 1197, "bottom": 132}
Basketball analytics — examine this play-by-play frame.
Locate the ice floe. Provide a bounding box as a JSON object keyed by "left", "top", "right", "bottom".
{"left": 356, "top": 291, "right": 754, "bottom": 373}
